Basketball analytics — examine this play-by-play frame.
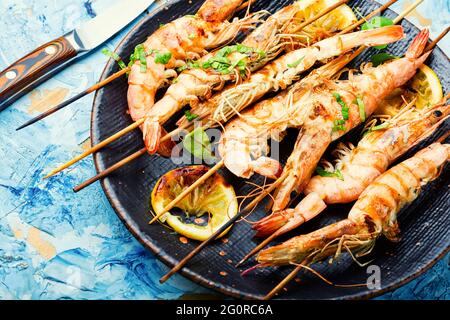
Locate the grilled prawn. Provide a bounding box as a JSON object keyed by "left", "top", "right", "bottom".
{"left": 141, "top": 0, "right": 328, "bottom": 154}
{"left": 254, "top": 99, "right": 449, "bottom": 237}
{"left": 177, "top": 25, "right": 404, "bottom": 129}
{"left": 257, "top": 142, "right": 449, "bottom": 267}
{"left": 272, "top": 28, "right": 430, "bottom": 211}
{"left": 218, "top": 26, "right": 410, "bottom": 182}
{"left": 127, "top": 0, "right": 257, "bottom": 123}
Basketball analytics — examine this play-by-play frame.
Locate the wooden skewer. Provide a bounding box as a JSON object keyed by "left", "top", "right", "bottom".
{"left": 47, "top": 0, "right": 359, "bottom": 180}
{"left": 149, "top": 159, "right": 225, "bottom": 224}
{"left": 159, "top": 171, "right": 289, "bottom": 284}
{"left": 263, "top": 259, "right": 309, "bottom": 300}
{"left": 425, "top": 26, "right": 450, "bottom": 51}
{"left": 290, "top": 0, "right": 350, "bottom": 34}
{"left": 236, "top": 230, "right": 281, "bottom": 267}
{"left": 45, "top": 117, "right": 144, "bottom": 179}
{"left": 337, "top": 0, "right": 399, "bottom": 35}
{"left": 16, "top": 67, "right": 130, "bottom": 131}
{"left": 71, "top": 125, "right": 186, "bottom": 192}
{"left": 392, "top": 0, "right": 424, "bottom": 25}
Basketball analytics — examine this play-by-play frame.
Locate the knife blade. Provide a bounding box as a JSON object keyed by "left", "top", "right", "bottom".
{"left": 0, "top": 0, "right": 154, "bottom": 111}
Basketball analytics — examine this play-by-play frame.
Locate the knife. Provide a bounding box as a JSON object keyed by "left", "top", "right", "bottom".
{"left": 0, "top": 0, "right": 154, "bottom": 111}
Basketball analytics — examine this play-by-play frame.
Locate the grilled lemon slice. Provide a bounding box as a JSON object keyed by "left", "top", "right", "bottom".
{"left": 377, "top": 65, "right": 443, "bottom": 116}
{"left": 294, "top": 0, "right": 357, "bottom": 41}
{"left": 151, "top": 165, "right": 238, "bottom": 241}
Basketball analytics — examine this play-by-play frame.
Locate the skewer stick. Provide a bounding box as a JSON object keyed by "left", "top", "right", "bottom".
{"left": 392, "top": 0, "right": 424, "bottom": 25}
{"left": 149, "top": 159, "right": 225, "bottom": 224}
{"left": 263, "top": 259, "right": 309, "bottom": 300}
{"left": 236, "top": 229, "right": 281, "bottom": 267}
{"left": 159, "top": 171, "right": 289, "bottom": 284}
{"left": 290, "top": 0, "right": 350, "bottom": 34}
{"left": 72, "top": 126, "right": 187, "bottom": 192}
{"left": 425, "top": 26, "right": 450, "bottom": 51}
{"left": 45, "top": 117, "right": 144, "bottom": 179}
{"left": 48, "top": 0, "right": 360, "bottom": 179}
{"left": 16, "top": 67, "right": 130, "bottom": 131}
{"left": 337, "top": 0, "right": 399, "bottom": 35}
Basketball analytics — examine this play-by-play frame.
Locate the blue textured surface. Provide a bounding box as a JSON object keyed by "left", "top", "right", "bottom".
{"left": 0, "top": 0, "right": 448, "bottom": 300}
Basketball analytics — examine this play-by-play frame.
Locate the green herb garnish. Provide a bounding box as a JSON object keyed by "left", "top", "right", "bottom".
{"left": 356, "top": 96, "right": 366, "bottom": 122}
{"left": 332, "top": 119, "right": 346, "bottom": 132}
{"left": 363, "top": 121, "right": 390, "bottom": 136}
{"left": 332, "top": 92, "right": 349, "bottom": 120}
{"left": 188, "top": 33, "right": 197, "bottom": 39}
{"left": 184, "top": 110, "right": 199, "bottom": 122}
{"left": 102, "top": 48, "right": 127, "bottom": 70}
{"left": 202, "top": 44, "right": 265, "bottom": 76}
{"left": 370, "top": 53, "right": 399, "bottom": 67}
{"left": 155, "top": 52, "right": 172, "bottom": 64}
{"left": 287, "top": 56, "right": 304, "bottom": 68}
{"left": 316, "top": 167, "right": 344, "bottom": 180}
{"left": 183, "top": 127, "right": 214, "bottom": 160}
{"left": 128, "top": 44, "right": 148, "bottom": 72}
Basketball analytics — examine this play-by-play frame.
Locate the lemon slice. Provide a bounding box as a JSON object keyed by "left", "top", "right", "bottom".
{"left": 376, "top": 65, "right": 443, "bottom": 116}
{"left": 151, "top": 165, "right": 238, "bottom": 241}
{"left": 292, "top": 0, "right": 357, "bottom": 40}
{"left": 410, "top": 65, "right": 443, "bottom": 109}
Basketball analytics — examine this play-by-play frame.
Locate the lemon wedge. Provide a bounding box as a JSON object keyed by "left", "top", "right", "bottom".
{"left": 151, "top": 165, "right": 238, "bottom": 241}
{"left": 293, "top": 0, "right": 357, "bottom": 41}
{"left": 376, "top": 64, "right": 443, "bottom": 116}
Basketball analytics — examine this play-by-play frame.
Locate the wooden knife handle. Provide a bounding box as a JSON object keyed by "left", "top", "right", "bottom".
{"left": 0, "top": 36, "right": 78, "bottom": 110}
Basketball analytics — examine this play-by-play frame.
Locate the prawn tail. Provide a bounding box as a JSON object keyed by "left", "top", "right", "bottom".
{"left": 406, "top": 28, "right": 430, "bottom": 59}
{"left": 143, "top": 119, "right": 162, "bottom": 155}
{"left": 250, "top": 157, "right": 283, "bottom": 179}
{"left": 358, "top": 25, "right": 405, "bottom": 48}
{"left": 253, "top": 193, "right": 327, "bottom": 238}
{"left": 157, "top": 127, "right": 176, "bottom": 158}
{"left": 253, "top": 209, "right": 295, "bottom": 238}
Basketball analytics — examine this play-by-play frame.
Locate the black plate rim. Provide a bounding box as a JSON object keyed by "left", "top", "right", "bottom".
{"left": 90, "top": 0, "right": 450, "bottom": 300}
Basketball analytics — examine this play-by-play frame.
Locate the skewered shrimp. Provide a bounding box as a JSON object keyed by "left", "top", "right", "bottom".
{"left": 141, "top": 0, "right": 329, "bottom": 154}
{"left": 272, "top": 28, "right": 430, "bottom": 211}
{"left": 253, "top": 99, "right": 449, "bottom": 237}
{"left": 257, "top": 142, "right": 449, "bottom": 267}
{"left": 127, "top": 0, "right": 258, "bottom": 122}
{"left": 177, "top": 25, "right": 404, "bottom": 129}
{"left": 218, "top": 26, "right": 407, "bottom": 181}
{"left": 218, "top": 53, "right": 354, "bottom": 180}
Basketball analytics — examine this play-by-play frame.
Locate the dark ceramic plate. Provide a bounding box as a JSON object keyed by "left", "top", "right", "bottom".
{"left": 91, "top": 0, "right": 450, "bottom": 299}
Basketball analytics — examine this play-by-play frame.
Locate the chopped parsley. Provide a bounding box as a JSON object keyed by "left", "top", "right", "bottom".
{"left": 355, "top": 96, "right": 366, "bottom": 122}
{"left": 316, "top": 167, "right": 344, "bottom": 180}
{"left": 101, "top": 48, "right": 126, "bottom": 70}
{"left": 155, "top": 52, "right": 172, "bottom": 64}
{"left": 128, "top": 44, "right": 148, "bottom": 72}
{"left": 202, "top": 44, "right": 265, "bottom": 76}
{"left": 184, "top": 109, "right": 199, "bottom": 122}
{"left": 363, "top": 121, "right": 390, "bottom": 136}
{"left": 332, "top": 92, "right": 349, "bottom": 120}
{"left": 287, "top": 56, "right": 304, "bottom": 68}
{"left": 332, "top": 119, "right": 346, "bottom": 132}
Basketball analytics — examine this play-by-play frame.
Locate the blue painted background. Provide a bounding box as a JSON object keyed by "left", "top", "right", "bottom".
{"left": 0, "top": 0, "right": 448, "bottom": 300}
